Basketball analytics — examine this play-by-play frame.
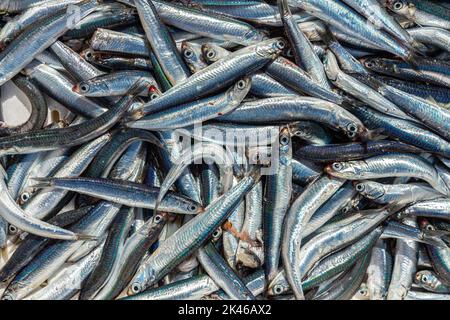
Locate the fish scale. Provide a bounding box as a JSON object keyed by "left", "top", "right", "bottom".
{"left": 0, "top": 0, "right": 448, "bottom": 301}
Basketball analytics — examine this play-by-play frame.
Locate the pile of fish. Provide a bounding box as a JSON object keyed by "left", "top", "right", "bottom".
{"left": 0, "top": 0, "right": 448, "bottom": 301}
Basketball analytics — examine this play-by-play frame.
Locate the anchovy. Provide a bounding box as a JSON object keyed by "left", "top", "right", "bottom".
{"left": 0, "top": 0, "right": 100, "bottom": 86}
{"left": 134, "top": 0, "right": 190, "bottom": 86}
{"left": 282, "top": 175, "right": 344, "bottom": 299}
{"left": 367, "top": 239, "right": 392, "bottom": 300}
{"left": 0, "top": 75, "right": 48, "bottom": 136}
{"left": 73, "top": 70, "right": 160, "bottom": 97}
{"left": 279, "top": 0, "right": 330, "bottom": 90}
{"left": 0, "top": 0, "right": 84, "bottom": 48}
{"left": 355, "top": 181, "right": 444, "bottom": 205}
{"left": 385, "top": 0, "right": 450, "bottom": 30}
{"left": 127, "top": 78, "right": 251, "bottom": 130}
{"left": 218, "top": 96, "right": 366, "bottom": 139}
{"left": 387, "top": 217, "right": 418, "bottom": 300}
{"left": 296, "top": 140, "right": 423, "bottom": 163}
{"left": 31, "top": 177, "right": 202, "bottom": 215}
{"left": 289, "top": 0, "right": 411, "bottom": 59}
{"left": 128, "top": 169, "right": 260, "bottom": 294}
{"left": 326, "top": 153, "right": 450, "bottom": 195}
{"left": 133, "top": 38, "right": 284, "bottom": 116}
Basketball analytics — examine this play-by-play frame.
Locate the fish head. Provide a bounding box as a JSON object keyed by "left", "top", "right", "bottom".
{"left": 354, "top": 180, "right": 385, "bottom": 200}
{"left": 0, "top": 23, "right": 14, "bottom": 50}
{"left": 415, "top": 270, "right": 439, "bottom": 290}
{"left": 181, "top": 41, "right": 205, "bottom": 73}
{"left": 267, "top": 272, "right": 290, "bottom": 296}
{"left": 255, "top": 38, "right": 285, "bottom": 59}
{"left": 385, "top": 0, "right": 412, "bottom": 16}
{"left": 361, "top": 57, "right": 396, "bottom": 75}
{"left": 228, "top": 77, "right": 252, "bottom": 104}
{"left": 73, "top": 81, "right": 92, "bottom": 95}
{"left": 80, "top": 49, "right": 96, "bottom": 63}
{"left": 128, "top": 268, "right": 156, "bottom": 295}
{"left": 340, "top": 117, "right": 367, "bottom": 141}
{"left": 325, "top": 160, "right": 366, "bottom": 179}
{"left": 201, "top": 43, "right": 230, "bottom": 64}
{"left": 323, "top": 50, "right": 340, "bottom": 81}
{"left": 1, "top": 281, "right": 27, "bottom": 300}
{"left": 243, "top": 29, "right": 269, "bottom": 46}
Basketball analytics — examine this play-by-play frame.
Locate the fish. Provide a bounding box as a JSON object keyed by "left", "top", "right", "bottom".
{"left": 0, "top": 0, "right": 447, "bottom": 301}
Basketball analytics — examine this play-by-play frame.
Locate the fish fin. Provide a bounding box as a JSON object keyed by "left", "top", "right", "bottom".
{"left": 0, "top": 164, "right": 7, "bottom": 181}
{"left": 421, "top": 229, "right": 450, "bottom": 248}
{"left": 29, "top": 177, "right": 54, "bottom": 189}
{"left": 410, "top": 40, "right": 429, "bottom": 56}
{"left": 126, "top": 77, "right": 150, "bottom": 97}
{"left": 75, "top": 233, "right": 98, "bottom": 241}
{"left": 0, "top": 247, "right": 8, "bottom": 265}
{"left": 126, "top": 108, "right": 145, "bottom": 122}
{"left": 360, "top": 128, "right": 387, "bottom": 142}
{"left": 362, "top": 75, "right": 385, "bottom": 91}
{"left": 424, "top": 229, "right": 450, "bottom": 238}
{"left": 278, "top": 0, "right": 291, "bottom": 18}
{"left": 405, "top": 54, "right": 422, "bottom": 71}
{"left": 426, "top": 96, "right": 439, "bottom": 106}
{"left": 385, "top": 201, "right": 408, "bottom": 215}
{"left": 316, "top": 26, "right": 335, "bottom": 45}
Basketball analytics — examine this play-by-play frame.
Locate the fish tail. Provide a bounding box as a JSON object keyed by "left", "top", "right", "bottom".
{"left": 75, "top": 233, "right": 98, "bottom": 241}
{"left": 29, "top": 177, "right": 54, "bottom": 189}
{"left": 126, "top": 108, "right": 145, "bottom": 122}
{"left": 421, "top": 229, "right": 450, "bottom": 248}
{"left": 410, "top": 40, "right": 429, "bottom": 56}
{"left": 405, "top": 53, "right": 422, "bottom": 71}
{"left": 360, "top": 128, "right": 387, "bottom": 142}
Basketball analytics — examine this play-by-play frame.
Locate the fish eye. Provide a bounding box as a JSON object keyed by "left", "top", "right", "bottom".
{"left": 8, "top": 225, "right": 17, "bottom": 235}
{"left": 426, "top": 224, "right": 434, "bottom": 231}
{"left": 20, "top": 192, "right": 30, "bottom": 203}
{"left": 393, "top": 1, "right": 404, "bottom": 10}
{"left": 359, "top": 288, "right": 368, "bottom": 296}
{"left": 150, "top": 93, "right": 159, "bottom": 100}
{"left": 183, "top": 49, "right": 194, "bottom": 59}
{"left": 332, "top": 162, "right": 343, "bottom": 171}
{"left": 341, "top": 206, "right": 349, "bottom": 214}
{"left": 154, "top": 214, "right": 162, "bottom": 223}
{"left": 365, "top": 61, "right": 375, "bottom": 68}
{"left": 189, "top": 204, "right": 198, "bottom": 212}
{"left": 347, "top": 131, "right": 357, "bottom": 138}
{"left": 275, "top": 40, "right": 286, "bottom": 50}
{"left": 212, "top": 228, "right": 221, "bottom": 238}
{"left": 237, "top": 80, "right": 246, "bottom": 90}
{"left": 3, "top": 38, "right": 11, "bottom": 46}
{"left": 422, "top": 275, "right": 428, "bottom": 283}
{"left": 347, "top": 123, "right": 358, "bottom": 133}
{"left": 280, "top": 134, "right": 289, "bottom": 145}
{"left": 355, "top": 183, "right": 365, "bottom": 192}
{"left": 131, "top": 282, "right": 142, "bottom": 293}
{"left": 85, "top": 50, "right": 93, "bottom": 59}
{"left": 206, "top": 50, "right": 216, "bottom": 60}
{"left": 79, "top": 83, "right": 90, "bottom": 93}
{"left": 273, "top": 285, "right": 283, "bottom": 294}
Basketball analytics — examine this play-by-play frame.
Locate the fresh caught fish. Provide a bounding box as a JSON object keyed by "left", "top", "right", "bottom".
{"left": 0, "top": 0, "right": 448, "bottom": 301}
{"left": 0, "top": 0, "right": 100, "bottom": 86}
